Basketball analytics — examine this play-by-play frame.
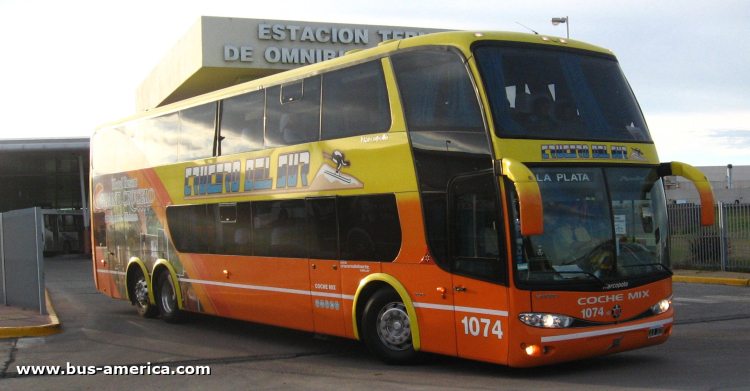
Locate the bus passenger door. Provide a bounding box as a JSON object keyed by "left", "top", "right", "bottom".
{"left": 307, "top": 198, "right": 346, "bottom": 337}
{"left": 449, "top": 173, "right": 510, "bottom": 363}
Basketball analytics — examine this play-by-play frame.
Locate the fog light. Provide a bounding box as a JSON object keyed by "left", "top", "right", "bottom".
{"left": 525, "top": 344, "right": 541, "bottom": 356}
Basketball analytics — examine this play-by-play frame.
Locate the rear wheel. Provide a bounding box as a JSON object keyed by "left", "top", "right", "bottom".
{"left": 362, "top": 288, "right": 419, "bottom": 365}
{"left": 156, "top": 272, "right": 186, "bottom": 323}
{"left": 130, "top": 268, "right": 158, "bottom": 318}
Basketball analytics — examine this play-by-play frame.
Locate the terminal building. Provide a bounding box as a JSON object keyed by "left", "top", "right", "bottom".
{"left": 136, "top": 16, "right": 445, "bottom": 112}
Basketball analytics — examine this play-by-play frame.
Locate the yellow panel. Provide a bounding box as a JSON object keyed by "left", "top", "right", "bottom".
{"left": 494, "top": 139, "right": 660, "bottom": 164}
{"left": 668, "top": 162, "right": 716, "bottom": 226}
{"left": 501, "top": 158, "right": 543, "bottom": 236}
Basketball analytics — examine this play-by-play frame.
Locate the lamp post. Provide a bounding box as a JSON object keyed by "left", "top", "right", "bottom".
{"left": 551, "top": 16, "right": 569, "bottom": 39}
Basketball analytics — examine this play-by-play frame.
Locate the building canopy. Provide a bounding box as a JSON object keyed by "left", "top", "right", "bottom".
{"left": 136, "top": 16, "right": 445, "bottom": 112}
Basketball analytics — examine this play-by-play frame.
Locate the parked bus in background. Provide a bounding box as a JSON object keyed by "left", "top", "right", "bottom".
{"left": 90, "top": 31, "right": 715, "bottom": 367}
{"left": 43, "top": 209, "right": 84, "bottom": 255}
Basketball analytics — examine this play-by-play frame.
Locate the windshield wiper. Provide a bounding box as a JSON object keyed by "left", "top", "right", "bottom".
{"left": 620, "top": 263, "right": 673, "bottom": 275}
{"left": 534, "top": 270, "right": 606, "bottom": 286}
{"left": 555, "top": 270, "right": 607, "bottom": 286}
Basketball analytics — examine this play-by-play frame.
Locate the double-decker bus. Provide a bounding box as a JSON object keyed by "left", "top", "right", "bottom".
{"left": 91, "top": 31, "right": 715, "bottom": 367}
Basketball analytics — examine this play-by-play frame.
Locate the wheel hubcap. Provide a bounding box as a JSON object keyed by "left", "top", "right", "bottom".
{"left": 161, "top": 279, "right": 175, "bottom": 313}
{"left": 376, "top": 302, "right": 412, "bottom": 350}
{"left": 135, "top": 278, "right": 149, "bottom": 307}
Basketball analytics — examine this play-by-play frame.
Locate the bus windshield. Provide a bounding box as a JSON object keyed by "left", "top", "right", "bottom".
{"left": 513, "top": 167, "right": 670, "bottom": 287}
{"left": 475, "top": 45, "right": 650, "bottom": 142}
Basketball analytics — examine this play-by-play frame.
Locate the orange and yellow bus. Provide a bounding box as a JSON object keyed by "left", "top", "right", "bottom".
{"left": 91, "top": 31, "right": 715, "bottom": 367}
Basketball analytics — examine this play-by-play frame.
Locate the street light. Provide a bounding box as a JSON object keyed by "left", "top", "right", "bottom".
{"left": 551, "top": 16, "right": 569, "bottom": 39}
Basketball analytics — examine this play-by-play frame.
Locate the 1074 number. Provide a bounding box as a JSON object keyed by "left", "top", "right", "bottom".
{"left": 461, "top": 316, "right": 503, "bottom": 339}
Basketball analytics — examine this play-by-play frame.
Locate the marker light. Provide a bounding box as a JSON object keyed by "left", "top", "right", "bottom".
{"left": 519, "top": 313, "right": 574, "bottom": 328}
{"left": 559, "top": 38, "right": 568, "bottom": 44}
{"left": 651, "top": 295, "right": 673, "bottom": 315}
{"left": 525, "top": 344, "right": 541, "bottom": 356}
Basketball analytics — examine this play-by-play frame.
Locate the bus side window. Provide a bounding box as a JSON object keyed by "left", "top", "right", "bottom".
{"left": 140, "top": 114, "right": 179, "bottom": 167}
{"left": 179, "top": 103, "right": 216, "bottom": 162}
{"left": 307, "top": 198, "right": 338, "bottom": 260}
{"left": 166, "top": 204, "right": 211, "bottom": 254}
{"left": 220, "top": 90, "right": 265, "bottom": 155}
{"left": 265, "top": 76, "right": 321, "bottom": 148}
{"left": 215, "top": 202, "right": 252, "bottom": 256}
{"left": 321, "top": 61, "right": 391, "bottom": 140}
{"left": 338, "top": 194, "right": 401, "bottom": 262}
{"left": 449, "top": 173, "right": 506, "bottom": 283}
{"left": 252, "top": 200, "right": 307, "bottom": 258}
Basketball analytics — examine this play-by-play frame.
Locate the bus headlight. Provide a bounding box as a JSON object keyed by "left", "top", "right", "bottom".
{"left": 650, "top": 295, "right": 673, "bottom": 315}
{"left": 519, "top": 313, "right": 574, "bottom": 328}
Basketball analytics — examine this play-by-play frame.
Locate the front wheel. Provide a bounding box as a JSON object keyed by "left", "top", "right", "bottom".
{"left": 362, "top": 288, "right": 419, "bottom": 365}
{"left": 156, "top": 272, "right": 186, "bottom": 323}
{"left": 130, "top": 268, "right": 158, "bottom": 318}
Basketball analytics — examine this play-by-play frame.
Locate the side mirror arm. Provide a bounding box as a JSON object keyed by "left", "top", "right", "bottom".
{"left": 496, "top": 158, "right": 543, "bottom": 236}
{"left": 658, "top": 161, "right": 715, "bottom": 226}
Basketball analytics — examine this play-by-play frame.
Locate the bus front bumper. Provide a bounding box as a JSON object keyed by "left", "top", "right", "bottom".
{"left": 508, "top": 314, "right": 673, "bottom": 368}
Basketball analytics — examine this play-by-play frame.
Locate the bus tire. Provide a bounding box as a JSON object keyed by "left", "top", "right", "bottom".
{"left": 156, "top": 271, "right": 186, "bottom": 324}
{"left": 362, "top": 288, "right": 419, "bottom": 365}
{"left": 130, "top": 268, "right": 158, "bottom": 318}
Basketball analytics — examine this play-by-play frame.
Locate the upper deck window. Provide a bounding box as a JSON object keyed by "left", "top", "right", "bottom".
{"left": 321, "top": 60, "right": 391, "bottom": 140}
{"left": 178, "top": 103, "right": 216, "bottom": 161}
{"left": 266, "top": 76, "right": 321, "bottom": 147}
{"left": 391, "top": 49, "right": 484, "bottom": 133}
{"left": 220, "top": 90, "right": 265, "bottom": 155}
{"left": 475, "top": 45, "right": 651, "bottom": 142}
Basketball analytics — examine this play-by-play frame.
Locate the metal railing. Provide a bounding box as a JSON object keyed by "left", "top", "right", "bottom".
{"left": 668, "top": 202, "right": 750, "bottom": 271}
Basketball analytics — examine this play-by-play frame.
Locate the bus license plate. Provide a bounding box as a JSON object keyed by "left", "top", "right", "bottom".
{"left": 648, "top": 326, "right": 664, "bottom": 338}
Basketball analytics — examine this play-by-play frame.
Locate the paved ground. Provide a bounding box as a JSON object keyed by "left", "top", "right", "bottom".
{"left": 2, "top": 258, "right": 749, "bottom": 390}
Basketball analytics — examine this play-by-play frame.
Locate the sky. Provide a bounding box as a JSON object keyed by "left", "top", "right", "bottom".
{"left": 1, "top": 0, "right": 748, "bottom": 167}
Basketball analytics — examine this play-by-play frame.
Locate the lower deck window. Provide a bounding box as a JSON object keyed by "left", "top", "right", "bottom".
{"left": 166, "top": 194, "right": 402, "bottom": 262}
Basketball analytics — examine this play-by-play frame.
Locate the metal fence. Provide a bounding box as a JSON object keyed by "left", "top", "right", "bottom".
{"left": 1, "top": 207, "right": 46, "bottom": 314}
{"left": 668, "top": 202, "right": 750, "bottom": 272}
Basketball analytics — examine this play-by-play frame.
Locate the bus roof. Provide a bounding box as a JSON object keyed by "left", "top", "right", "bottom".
{"left": 95, "top": 31, "right": 613, "bottom": 132}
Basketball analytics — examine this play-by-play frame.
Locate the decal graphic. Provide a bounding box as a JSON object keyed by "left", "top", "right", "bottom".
{"left": 325, "top": 150, "right": 350, "bottom": 172}
{"left": 340, "top": 261, "right": 370, "bottom": 273}
{"left": 183, "top": 149, "right": 363, "bottom": 199}
{"left": 607, "top": 334, "right": 626, "bottom": 350}
{"left": 541, "top": 144, "right": 649, "bottom": 162}
{"left": 611, "top": 304, "right": 622, "bottom": 319}
{"left": 307, "top": 150, "right": 362, "bottom": 191}
{"left": 630, "top": 147, "right": 648, "bottom": 161}
{"left": 94, "top": 176, "right": 157, "bottom": 222}
{"left": 315, "top": 299, "right": 340, "bottom": 310}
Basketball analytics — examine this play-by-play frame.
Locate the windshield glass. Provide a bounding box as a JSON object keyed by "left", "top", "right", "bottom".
{"left": 512, "top": 167, "right": 669, "bottom": 288}
{"left": 475, "top": 45, "right": 650, "bottom": 142}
